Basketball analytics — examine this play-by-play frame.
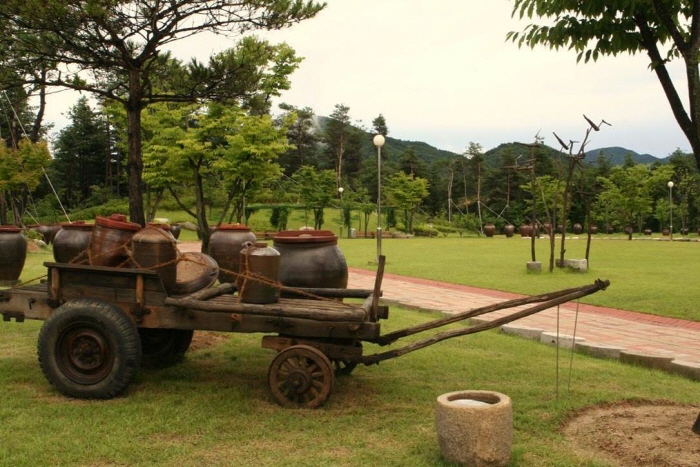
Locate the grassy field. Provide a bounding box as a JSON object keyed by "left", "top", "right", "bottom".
{"left": 1, "top": 298, "right": 698, "bottom": 467}
{"left": 1, "top": 235, "right": 697, "bottom": 466}
{"left": 336, "top": 234, "right": 700, "bottom": 322}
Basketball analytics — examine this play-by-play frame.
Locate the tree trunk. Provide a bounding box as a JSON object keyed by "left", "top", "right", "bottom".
{"left": 126, "top": 72, "right": 146, "bottom": 226}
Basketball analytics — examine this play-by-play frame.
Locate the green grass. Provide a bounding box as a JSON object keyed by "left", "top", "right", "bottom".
{"left": 338, "top": 235, "right": 700, "bottom": 322}
{"left": 1, "top": 242, "right": 699, "bottom": 466}
{"left": 0, "top": 305, "right": 697, "bottom": 466}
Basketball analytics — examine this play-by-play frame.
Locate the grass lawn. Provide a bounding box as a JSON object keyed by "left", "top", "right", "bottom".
{"left": 1, "top": 237, "right": 697, "bottom": 466}
{"left": 1, "top": 301, "right": 698, "bottom": 467}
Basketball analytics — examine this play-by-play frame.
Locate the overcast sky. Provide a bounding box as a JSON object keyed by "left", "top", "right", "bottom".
{"left": 44, "top": 0, "right": 691, "bottom": 158}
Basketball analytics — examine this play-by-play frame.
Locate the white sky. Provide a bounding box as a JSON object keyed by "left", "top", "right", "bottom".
{"left": 43, "top": 0, "right": 691, "bottom": 158}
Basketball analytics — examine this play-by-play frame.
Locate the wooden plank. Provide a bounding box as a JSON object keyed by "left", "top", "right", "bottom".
{"left": 163, "top": 295, "right": 367, "bottom": 322}
{"left": 138, "top": 307, "right": 381, "bottom": 339}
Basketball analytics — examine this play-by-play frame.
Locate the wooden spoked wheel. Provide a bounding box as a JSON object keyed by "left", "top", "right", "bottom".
{"left": 268, "top": 345, "right": 334, "bottom": 408}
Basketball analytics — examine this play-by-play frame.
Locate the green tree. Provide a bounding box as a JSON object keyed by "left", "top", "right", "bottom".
{"left": 0, "top": 0, "right": 324, "bottom": 225}
{"left": 142, "top": 103, "right": 287, "bottom": 251}
{"left": 291, "top": 166, "right": 336, "bottom": 229}
{"left": 277, "top": 104, "right": 320, "bottom": 175}
{"left": 51, "top": 97, "right": 111, "bottom": 209}
{"left": 0, "top": 139, "right": 51, "bottom": 225}
{"left": 509, "top": 1, "right": 700, "bottom": 170}
{"left": 323, "top": 104, "right": 352, "bottom": 189}
{"left": 384, "top": 171, "right": 429, "bottom": 233}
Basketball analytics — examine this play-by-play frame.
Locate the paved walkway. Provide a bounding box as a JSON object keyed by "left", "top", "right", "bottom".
{"left": 347, "top": 268, "right": 700, "bottom": 366}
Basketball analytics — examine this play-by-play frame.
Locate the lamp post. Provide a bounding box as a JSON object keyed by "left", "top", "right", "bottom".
{"left": 668, "top": 181, "right": 674, "bottom": 241}
{"left": 373, "top": 134, "right": 385, "bottom": 262}
{"left": 338, "top": 186, "right": 344, "bottom": 238}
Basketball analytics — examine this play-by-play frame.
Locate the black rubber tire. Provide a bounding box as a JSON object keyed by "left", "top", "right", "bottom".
{"left": 138, "top": 328, "right": 194, "bottom": 369}
{"left": 37, "top": 299, "right": 142, "bottom": 399}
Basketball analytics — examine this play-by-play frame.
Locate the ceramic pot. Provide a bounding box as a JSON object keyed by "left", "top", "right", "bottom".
{"left": 172, "top": 252, "right": 219, "bottom": 295}
{"left": 519, "top": 225, "right": 532, "bottom": 238}
{"left": 273, "top": 230, "right": 348, "bottom": 290}
{"left": 0, "top": 226, "right": 27, "bottom": 283}
{"left": 88, "top": 214, "right": 141, "bottom": 267}
{"left": 238, "top": 242, "right": 281, "bottom": 304}
{"left": 503, "top": 224, "right": 515, "bottom": 238}
{"left": 208, "top": 224, "right": 257, "bottom": 283}
{"left": 53, "top": 221, "right": 94, "bottom": 264}
{"left": 132, "top": 225, "right": 178, "bottom": 294}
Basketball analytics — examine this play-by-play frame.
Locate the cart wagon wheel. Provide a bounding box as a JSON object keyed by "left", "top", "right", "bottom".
{"left": 37, "top": 299, "right": 142, "bottom": 399}
{"left": 268, "top": 345, "right": 334, "bottom": 408}
{"left": 138, "top": 328, "right": 194, "bottom": 369}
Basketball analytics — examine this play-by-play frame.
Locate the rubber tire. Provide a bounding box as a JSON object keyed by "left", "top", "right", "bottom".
{"left": 138, "top": 328, "right": 194, "bottom": 369}
{"left": 37, "top": 299, "right": 142, "bottom": 399}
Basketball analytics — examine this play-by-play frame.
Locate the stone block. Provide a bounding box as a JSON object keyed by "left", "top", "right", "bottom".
{"left": 669, "top": 360, "right": 700, "bottom": 381}
{"left": 565, "top": 258, "right": 588, "bottom": 273}
{"left": 500, "top": 324, "right": 544, "bottom": 341}
{"left": 540, "top": 332, "right": 585, "bottom": 349}
{"left": 436, "top": 390, "right": 512, "bottom": 467}
{"left": 619, "top": 350, "right": 675, "bottom": 372}
{"left": 574, "top": 341, "right": 625, "bottom": 359}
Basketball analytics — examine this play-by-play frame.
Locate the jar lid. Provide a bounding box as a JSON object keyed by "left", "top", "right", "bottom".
{"left": 273, "top": 229, "right": 337, "bottom": 244}
{"left": 213, "top": 224, "right": 251, "bottom": 231}
{"left": 0, "top": 225, "right": 21, "bottom": 233}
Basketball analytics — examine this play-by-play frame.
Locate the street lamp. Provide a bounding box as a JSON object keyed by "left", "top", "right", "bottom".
{"left": 373, "top": 134, "right": 385, "bottom": 262}
{"left": 338, "top": 186, "right": 344, "bottom": 238}
{"left": 668, "top": 181, "right": 674, "bottom": 241}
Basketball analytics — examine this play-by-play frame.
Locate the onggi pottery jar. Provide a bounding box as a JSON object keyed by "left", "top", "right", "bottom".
{"left": 208, "top": 224, "right": 256, "bottom": 283}
{"left": 519, "top": 224, "right": 532, "bottom": 238}
{"left": 88, "top": 214, "right": 141, "bottom": 267}
{"left": 172, "top": 252, "right": 219, "bottom": 295}
{"left": 238, "top": 242, "right": 281, "bottom": 304}
{"left": 483, "top": 223, "right": 496, "bottom": 237}
{"left": 53, "top": 221, "right": 94, "bottom": 264}
{"left": 0, "top": 226, "right": 27, "bottom": 284}
{"left": 503, "top": 224, "right": 515, "bottom": 238}
{"left": 273, "top": 230, "right": 348, "bottom": 290}
{"left": 131, "top": 224, "right": 178, "bottom": 294}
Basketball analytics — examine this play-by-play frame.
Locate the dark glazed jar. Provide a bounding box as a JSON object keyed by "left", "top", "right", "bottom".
{"left": 273, "top": 230, "right": 348, "bottom": 289}
{"left": 53, "top": 221, "right": 94, "bottom": 264}
{"left": 89, "top": 214, "right": 141, "bottom": 267}
{"left": 483, "top": 224, "right": 496, "bottom": 237}
{"left": 170, "top": 224, "right": 181, "bottom": 240}
{"left": 208, "top": 224, "right": 256, "bottom": 283}
{"left": 131, "top": 225, "right": 178, "bottom": 294}
{"left": 519, "top": 225, "right": 532, "bottom": 238}
{"left": 573, "top": 223, "right": 583, "bottom": 234}
{"left": 503, "top": 224, "right": 515, "bottom": 238}
{"left": 0, "top": 226, "right": 27, "bottom": 283}
{"left": 238, "top": 242, "right": 281, "bottom": 304}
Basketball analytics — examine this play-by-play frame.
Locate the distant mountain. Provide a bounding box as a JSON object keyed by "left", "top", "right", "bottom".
{"left": 584, "top": 147, "right": 669, "bottom": 165}
{"left": 316, "top": 116, "right": 669, "bottom": 166}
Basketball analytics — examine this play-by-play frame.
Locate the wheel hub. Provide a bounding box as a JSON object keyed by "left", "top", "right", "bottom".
{"left": 287, "top": 369, "right": 312, "bottom": 393}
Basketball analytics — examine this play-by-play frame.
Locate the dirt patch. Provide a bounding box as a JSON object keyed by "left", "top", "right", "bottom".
{"left": 562, "top": 401, "right": 700, "bottom": 466}
{"left": 189, "top": 331, "right": 231, "bottom": 352}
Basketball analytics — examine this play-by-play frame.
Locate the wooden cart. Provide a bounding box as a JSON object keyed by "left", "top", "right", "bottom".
{"left": 0, "top": 259, "right": 609, "bottom": 408}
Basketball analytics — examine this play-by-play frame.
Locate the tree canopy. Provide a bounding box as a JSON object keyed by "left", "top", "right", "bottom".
{"left": 508, "top": 0, "right": 700, "bottom": 170}
{"left": 0, "top": 0, "right": 325, "bottom": 225}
